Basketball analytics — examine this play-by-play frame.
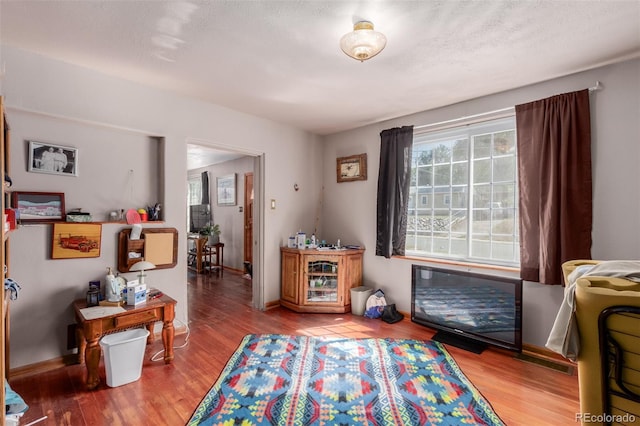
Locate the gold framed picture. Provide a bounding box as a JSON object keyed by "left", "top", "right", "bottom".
{"left": 336, "top": 153, "right": 367, "bottom": 183}
{"left": 51, "top": 223, "right": 102, "bottom": 259}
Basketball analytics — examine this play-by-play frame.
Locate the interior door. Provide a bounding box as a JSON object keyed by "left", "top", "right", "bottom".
{"left": 244, "top": 172, "right": 253, "bottom": 266}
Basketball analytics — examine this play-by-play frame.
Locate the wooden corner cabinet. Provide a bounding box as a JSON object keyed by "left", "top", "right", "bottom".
{"left": 280, "top": 247, "right": 364, "bottom": 313}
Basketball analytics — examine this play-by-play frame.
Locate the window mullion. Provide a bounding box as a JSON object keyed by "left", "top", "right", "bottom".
{"left": 467, "top": 135, "right": 474, "bottom": 260}
{"left": 489, "top": 133, "right": 494, "bottom": 260}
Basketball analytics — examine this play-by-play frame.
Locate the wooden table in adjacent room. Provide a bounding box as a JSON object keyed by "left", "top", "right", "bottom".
{"left": 188, "top": 235, "right": 208, "bottom": 273}
{"left": 73, "top": 294, "right": 177, "bottom": 390}
{"left": 188, "top": 235, "right": 224, "bottom": 275}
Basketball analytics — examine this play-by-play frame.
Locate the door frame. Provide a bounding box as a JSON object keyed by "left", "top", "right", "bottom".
{"left": 186, "top": 138, "right": 265, "bottom": 310}
{"left": 243, "top": 172, "right": 253, "bottom": 266}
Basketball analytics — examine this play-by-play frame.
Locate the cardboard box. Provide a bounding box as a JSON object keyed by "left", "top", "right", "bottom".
{"left": 126, "top": 281, "right": 147, "bottom": 306}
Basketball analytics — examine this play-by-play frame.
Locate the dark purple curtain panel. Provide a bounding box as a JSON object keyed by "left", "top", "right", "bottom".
{"left": 376, "top": 126, "right": 414, "bottom": 258}
{"left": 516, "top": 90, "right": 592, "bottom": 285}
{"left": 201, "top": 171, "right": 210, "bottom": 205}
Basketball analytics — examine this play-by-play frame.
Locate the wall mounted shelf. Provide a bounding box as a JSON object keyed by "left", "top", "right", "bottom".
{"left": 117, "top": 227, "right": 178, "bottom": 273}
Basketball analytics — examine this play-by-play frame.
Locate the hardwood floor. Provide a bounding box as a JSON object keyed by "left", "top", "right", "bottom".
{"left": 10, "top": 270, "right": 579, "bottom": 425}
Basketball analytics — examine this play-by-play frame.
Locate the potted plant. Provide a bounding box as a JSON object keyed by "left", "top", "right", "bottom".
{"left": 200, "top": 223, "right": 221, "bottom": 245}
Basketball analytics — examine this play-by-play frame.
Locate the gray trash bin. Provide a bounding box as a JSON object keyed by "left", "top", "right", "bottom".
{"left": 99, "top": 328, "right": 150, "bottom": 387}
{"left": 350, "top": 286, "right": 373, "bottom": 316}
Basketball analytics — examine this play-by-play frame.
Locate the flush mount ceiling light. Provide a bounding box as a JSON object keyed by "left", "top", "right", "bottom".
{"left": 340, "top": 20, "right": 387, "bottom": 62}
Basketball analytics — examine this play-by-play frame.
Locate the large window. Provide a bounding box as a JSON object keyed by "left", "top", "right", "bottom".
{"left": 406, "top": 115, "right": 519, "bottom": 266}
{"left": 188, "top": 177, "right": 202, "bottom": 206}
{"left": 187, "top": 176, "right": 202, "bottom": 232}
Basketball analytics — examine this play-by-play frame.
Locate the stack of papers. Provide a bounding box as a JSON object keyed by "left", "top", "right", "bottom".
{"left": 79, "top": 306, "right": 126, "bottom": 320}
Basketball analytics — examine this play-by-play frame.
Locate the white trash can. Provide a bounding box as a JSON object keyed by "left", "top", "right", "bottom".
{"left": 350, "top": 286, "right": 373, "bottom": 316}
{"left": 99, "top": 328, "right": 150, "bottom": 387}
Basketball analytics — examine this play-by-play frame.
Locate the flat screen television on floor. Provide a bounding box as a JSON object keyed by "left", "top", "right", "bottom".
{"left": 189, "top": 204, "right": 211, "bottom": 234}
{"left": 411, "top": 264, "right": 522, "bottom": 353}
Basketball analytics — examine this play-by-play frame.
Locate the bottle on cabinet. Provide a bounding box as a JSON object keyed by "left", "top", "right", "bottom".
{"left": 296, "top": 230, "right": 306, "bottom": 249}
{"left": 288, "top": 230, "right": 321, "bottom": 249}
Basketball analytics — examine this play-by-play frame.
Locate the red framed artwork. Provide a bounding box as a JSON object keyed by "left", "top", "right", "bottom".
{"left": 12, "top": 191, "right": 65, "bottom": 223}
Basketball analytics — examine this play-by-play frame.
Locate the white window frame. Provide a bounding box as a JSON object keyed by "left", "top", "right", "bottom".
{"left": 188, "top": 176, "right": 202, "bottom": 206}
{"left": 187, "top": 176, "right": 203, "bottom": 233}
{"left": 406, "top": 111, "right": 520, "bottom": 267}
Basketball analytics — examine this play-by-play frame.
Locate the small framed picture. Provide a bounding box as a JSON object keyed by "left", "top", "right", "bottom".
{"left": 28, "top": 140, "right": 78, "bottom": 176}
{"left": 52, "top": 222, "right": 102, "bottom": 259}
{"left": 12, "top": 191, "right": 65, "bottom": 223}
{"left": 337, "top": 153, "right": 367, "bottom": 183}
{"left": 217, "top": 173, "right": 236, "bottom": 206}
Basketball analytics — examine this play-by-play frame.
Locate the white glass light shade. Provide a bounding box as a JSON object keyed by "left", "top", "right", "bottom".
{"left": 340, "top": 21, "right": 387, "bottom": 62}
{"left": 129, "top": 260, "right": 156, "bottom": 272}
{"left": 129, "top": 260, "right": 156, "bottom": 285}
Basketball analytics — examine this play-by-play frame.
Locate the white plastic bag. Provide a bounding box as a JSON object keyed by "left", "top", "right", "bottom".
{"left": 363, "top": 289, "right": 387, "bottom": 319}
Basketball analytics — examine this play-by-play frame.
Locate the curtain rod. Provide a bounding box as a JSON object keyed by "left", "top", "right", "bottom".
{"left": 414, "top": 107, "right": 514, "bottom": 131}
{"left": 414, "top": 81, "right": 602, "bottom": 131}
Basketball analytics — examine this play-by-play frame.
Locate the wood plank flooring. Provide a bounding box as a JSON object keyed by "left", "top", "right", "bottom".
{"left": 9, "top": 270, "right": 579, "bottom": 425}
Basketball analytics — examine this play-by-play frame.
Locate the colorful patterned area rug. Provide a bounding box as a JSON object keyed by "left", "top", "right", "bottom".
{"left": 188, "top": 334, "right": 504, "bottom": 426}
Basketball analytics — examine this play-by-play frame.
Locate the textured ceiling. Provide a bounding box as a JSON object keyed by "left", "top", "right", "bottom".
{"left": 1, "top": 1, "right": 639, "bottom": 157}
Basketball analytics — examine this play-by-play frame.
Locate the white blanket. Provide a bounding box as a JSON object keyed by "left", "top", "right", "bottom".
{"left": 545, "top": 261, "right": 640, "bottom": 361}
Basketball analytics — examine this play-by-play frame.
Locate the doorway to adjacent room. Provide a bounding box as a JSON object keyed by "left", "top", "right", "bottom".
{"left": 186, "top": 142, "right": 263, "bottom": 310}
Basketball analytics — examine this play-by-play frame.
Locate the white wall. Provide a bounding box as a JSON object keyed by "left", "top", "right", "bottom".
{"left": 322, "top": 58, "right": 640, "bottom": 347}
{"left": 0, "top": 45, "right": 323, "bottom": 368}
{"left": 6, "top": 112, "right": 163, "bottom": 362}
{"left": 188, "top": 155, "right": 254, "bottom": 271}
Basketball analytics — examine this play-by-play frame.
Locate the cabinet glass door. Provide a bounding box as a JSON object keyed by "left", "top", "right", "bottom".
{"left": 305, "top": 257, "right": 339, "bottom": 304}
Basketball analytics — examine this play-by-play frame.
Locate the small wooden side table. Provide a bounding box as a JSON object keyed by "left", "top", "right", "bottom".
{"left": 73, "top": 294, "right": 176, "bottom": 390}
{"left": 204, "top": 242, "right": 224, "bottom": 276}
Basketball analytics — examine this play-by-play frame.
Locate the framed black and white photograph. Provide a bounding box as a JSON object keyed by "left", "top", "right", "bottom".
{"left": 12, "top": 191, "right": 65, "bottom": 223}
{"left": 217, "top": 173, "right": 236, "bottom": 206}
{"left": 28, "top": 141, "right": 78, "bottom": 176}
